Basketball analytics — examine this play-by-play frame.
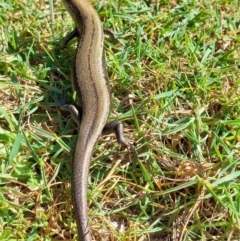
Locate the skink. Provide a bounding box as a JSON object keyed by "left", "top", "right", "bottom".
{"left": 60, "top": 0, "right": 129, "bottom": 240}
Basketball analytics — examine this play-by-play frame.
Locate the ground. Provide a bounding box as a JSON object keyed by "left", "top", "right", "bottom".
{"left": 0, "top": 0, "right": 240, "bottom": 240}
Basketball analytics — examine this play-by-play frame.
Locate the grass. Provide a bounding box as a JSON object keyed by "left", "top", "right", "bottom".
{"left": 0, "top": 0, "right": 240, "bottom": 240}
